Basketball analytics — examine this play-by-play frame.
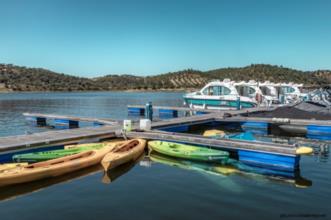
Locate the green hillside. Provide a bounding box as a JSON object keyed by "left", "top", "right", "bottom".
{"left": 0, "top": 63, "right": 330, "bottom": 91}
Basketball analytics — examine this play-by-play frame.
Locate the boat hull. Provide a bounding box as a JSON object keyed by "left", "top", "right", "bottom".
{"left": 101, "top": 139, "right": 146, "bottom": 171}
{"left": 0, "top": 147, "right": 113, "bottom": 187}
{"left": 148, "top": 141, "right": 229, "bottom": 162}
{"left": 12, "top": 141, "right": 123, "bottom": 163}
{"left": 184, "top": 97, "right": 257, "bottom": 110}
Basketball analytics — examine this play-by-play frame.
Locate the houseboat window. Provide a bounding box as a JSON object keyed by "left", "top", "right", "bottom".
{"left": 235, "top": 86, "right": 255, "bottom": 96}
{"left": 248, "top": 87, "right": 256, "bottom": 95}
{"left": 282, "top": 86, "right": 295, "bottom": 93}
{"left": 260, "top": 86, "right": 270, "bottom": 95}
{"left": 202, "top": 86, "right": 231, "bottom": 95}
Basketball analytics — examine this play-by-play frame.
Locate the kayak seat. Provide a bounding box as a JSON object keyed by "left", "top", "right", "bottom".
{"left": 114, "top": 140, "right": 139, "bottom": 152}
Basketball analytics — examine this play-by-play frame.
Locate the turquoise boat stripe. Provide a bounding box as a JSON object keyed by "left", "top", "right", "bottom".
{"left": 184, "top": 98, "right": 256, "bottom": 108}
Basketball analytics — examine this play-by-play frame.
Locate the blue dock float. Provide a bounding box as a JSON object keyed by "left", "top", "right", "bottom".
{"left": 157, "top": 124, "right": 189, "bottom": 132}
{"left": 26, "top": 116, "right": 47, "bottom": 126}
{"left": 159, "top": 109, "right": 178, "bottom": 119}
{"left": 240, "top": 121, "right": 269, "bottom": 135}
{"left": 307, "top": 125, "right": 331, "bottom": 140}
{"left": 93, "top": 121, "right": 105, "bottom": 127}
{"left": 54, "top": 119, "right": 79, "bottom": 129}
{"left": 128, "top": 107, "right": 145, "bottom": 116}
{"left": 195, "top": 111, "right": 209, "bottom": 115}
{"left": 238, "top": 150, "right": 300, "bottom": 172}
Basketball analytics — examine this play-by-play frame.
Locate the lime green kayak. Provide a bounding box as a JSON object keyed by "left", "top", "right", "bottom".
{"left": 148, "top": 141, "right": 229, "bottom": 162}
{"left": 12, "top": 142, "right": 107, "bottom": 163}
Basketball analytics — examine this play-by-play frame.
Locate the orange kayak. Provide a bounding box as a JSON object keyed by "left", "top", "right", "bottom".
{"left": 101, "top": 139, "right": 146, "bottom": 171}
{"left": 0, "top": 146, "right": 113, "bottom": 187}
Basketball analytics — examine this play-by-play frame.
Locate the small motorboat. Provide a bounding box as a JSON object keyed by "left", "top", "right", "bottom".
{"left": 101, "top": 139, "right": 146, "bottom": 171}
{"left": 0, "top": 146, "right": 113, "bottom": 187}
{"left": 148, "top": 141, "right": 229, "bottom": 162}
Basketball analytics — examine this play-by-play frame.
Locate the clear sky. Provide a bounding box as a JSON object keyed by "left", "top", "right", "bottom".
{"left": 0, "top": 0, "right": 330, "bottom": 77}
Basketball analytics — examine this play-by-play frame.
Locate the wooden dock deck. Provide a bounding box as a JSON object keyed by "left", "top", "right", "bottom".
{"left": 151, "top": 113, "right": 217, "bottom": 129}
{"left": 0, "top": 125, "right": 120, "bottom": 153}
{"left": 23, "top": 113, "right": 117, "bottom": 125}
{"left": 1, "top": 103, "right": 329, "bottom": 162}
{"left": 124, "top": 130, "right": 297, "bottom": 156}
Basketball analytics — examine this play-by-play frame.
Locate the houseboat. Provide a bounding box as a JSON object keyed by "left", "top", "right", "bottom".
{"left": 183, "top": 79, "right": 257, "bottom": 110}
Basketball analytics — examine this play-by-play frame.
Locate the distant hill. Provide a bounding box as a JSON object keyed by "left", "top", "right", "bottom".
{"left": 1, "top": 63, "right": 330, "bottom": 92}
{"left": 0, "top": 64, "right": 100, "bottom": 91}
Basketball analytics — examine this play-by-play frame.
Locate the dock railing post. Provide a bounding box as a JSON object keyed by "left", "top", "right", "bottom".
{"left": 145, "top": 101, "right": 153, "bottom": 121}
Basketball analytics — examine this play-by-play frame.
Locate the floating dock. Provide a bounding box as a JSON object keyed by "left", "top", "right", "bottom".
{"left": 1, "top": 103, "right": 330, "bottom": 171}
{"left": 23, "top": 113, "right": 117, "bottom": 128}
{"left": 0, "top": 125, "right": 119, "bottom": 155}
{"left": 127, "top": 104, "right": 275, "bottom": 115}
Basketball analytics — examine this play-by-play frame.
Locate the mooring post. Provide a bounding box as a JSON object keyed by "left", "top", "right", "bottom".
{"left": 145, "top": 101, "right": 153, "bottom": 121}
{"left": 236, "top": 97, "right": 241, "bottom": 110}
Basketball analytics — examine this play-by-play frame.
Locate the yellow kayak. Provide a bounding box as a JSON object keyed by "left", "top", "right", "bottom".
{"left": 0, "top": 146, "right": 113, "bottom": 187}
{"left": 203, "top": 129, "right": 226, "bottom": 137}
{"left": 101, "top": 139, "right": 146, "bottom": 171}
{"left": 0, "top": 163, "right": 28, "bottom": 172}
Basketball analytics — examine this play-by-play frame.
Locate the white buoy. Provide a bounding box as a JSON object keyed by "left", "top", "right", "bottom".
{"left": 140, "top": 119, "right": 151, "bottom": 130}
{"left": 123, "top": 120, "right": 132, "bottom": 131}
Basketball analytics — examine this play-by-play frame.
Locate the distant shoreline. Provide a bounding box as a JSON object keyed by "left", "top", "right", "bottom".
{"left": 1, "top": 63, "right": 330, "bottom": 93}
{"left": 0, "top": 88, "right": 192, "bottom": 93}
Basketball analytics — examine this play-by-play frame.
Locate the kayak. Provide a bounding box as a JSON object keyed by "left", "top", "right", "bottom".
{"left": 101, "top": 139, "right": 146, "bottom": 171}
{"left": 102, "top": 154, "right": 144, "bottom": 184}
{"left": 0, "top": 163, "right": 28, "bottom": 172}
{"left": 0, "top": 146, "right": 113, "bottom": 187}
{"left": 203, "top": 129, "right": 226, "bottom": 137}
{"left": 148, "top": 141, "right": 229, "bottom": 162}
{"left": 12, "top": 141, "right": 122, "bottom": 163}
{"left": 203, "top": 129, "right": 256, "bottom": 141}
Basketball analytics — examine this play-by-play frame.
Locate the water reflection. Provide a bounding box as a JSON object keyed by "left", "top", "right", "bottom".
{"left": 102, "top": 154, "right": 144, "bottom": 184}
{"left": 0, "top": 156, "right": 143, "bottom": 202}
{"left": 0, "top": 165, "right": 103, "bottom": 202}
{"left": 148, "top": 152, "right": 312, "bottom": 188}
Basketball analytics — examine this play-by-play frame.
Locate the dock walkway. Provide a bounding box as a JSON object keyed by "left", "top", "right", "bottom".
{"left": 125, "top": 130, "right": 297, "bottom": 156}
{"left": 0, "top": 125, "right": 120, "bottom": 153}
{"left": 23, "top": 113, "right": 117, "bottom": 125}
{"left": 127, "top": 104, "right": 275, "bottom": 115}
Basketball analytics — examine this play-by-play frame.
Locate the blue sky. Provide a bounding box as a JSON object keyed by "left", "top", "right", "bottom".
{"left": 0, "top": 0, "right": 330, "bottom": 77}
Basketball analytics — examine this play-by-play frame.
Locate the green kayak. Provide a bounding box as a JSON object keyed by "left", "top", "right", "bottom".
{"left": 12, "top": 142, "right": 107, "bottom": 163}
{"left": 148, "top": 141, "right": 229, "bottom": 162}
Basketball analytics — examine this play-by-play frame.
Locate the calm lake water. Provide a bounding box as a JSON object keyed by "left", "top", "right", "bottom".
{"left": 0, "top": 92, "right": 329, "bottom": 220}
